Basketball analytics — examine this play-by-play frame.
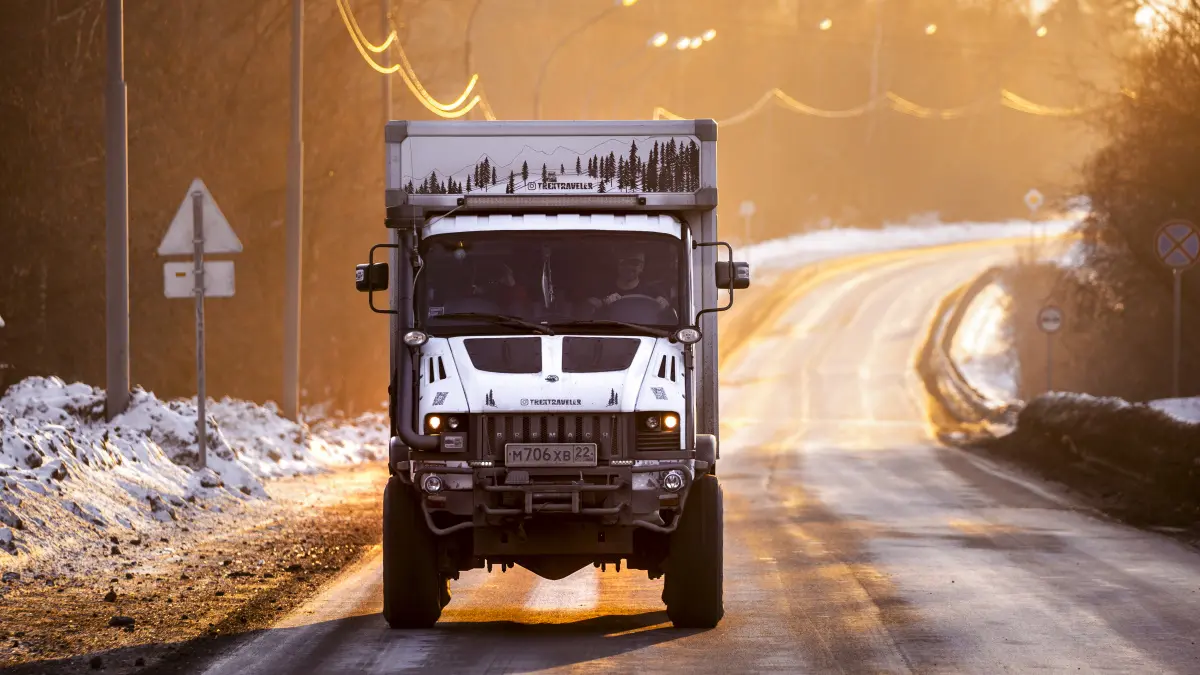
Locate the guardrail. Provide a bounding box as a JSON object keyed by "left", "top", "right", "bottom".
{"left": 916, "top": 267, "right": 1019, "bottom": 435}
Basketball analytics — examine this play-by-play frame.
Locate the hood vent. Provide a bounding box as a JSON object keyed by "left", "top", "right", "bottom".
{"left": 562, "top": 337, "right": 640, "bottom": 373}
{"left": 463, "top": 337, "right": 542, "bottom": 374}
{"left": 426, "top": 356, "right": 448, "bottom": 383}
{"left": 656, "top": 355, "right": 678, "bottom": 382}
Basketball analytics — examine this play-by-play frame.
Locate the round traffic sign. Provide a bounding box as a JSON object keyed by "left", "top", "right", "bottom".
{"left": 1038, "top": 305, "right": 1063, "bottom": 334}
{"left": 739, "top": 200, "right": 756, "bottom": 218}
{"left": 1024, "top": 189, "right": 1044, "bottom": 213}
{"left": 1155, "top": 220, "right": 1200, "bottom": 270}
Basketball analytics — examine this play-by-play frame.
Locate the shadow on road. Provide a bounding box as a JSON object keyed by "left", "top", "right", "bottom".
{"left": 2, "top": 609, "right": 700, "bottom": 675}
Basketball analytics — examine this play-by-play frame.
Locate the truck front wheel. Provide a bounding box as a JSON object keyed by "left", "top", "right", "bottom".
{"left": 382, "top": 476, "right": 443, "bottom": 628}
{"left": 663, "top": 474, "right": 724, "bottom": 628}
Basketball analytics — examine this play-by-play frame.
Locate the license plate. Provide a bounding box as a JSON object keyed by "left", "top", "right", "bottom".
{"left": 504, "top": 443, "right": 598, "bottom": 468}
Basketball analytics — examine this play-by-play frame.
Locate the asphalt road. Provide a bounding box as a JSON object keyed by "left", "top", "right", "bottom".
{"left": 201, "top": 241, "right": 1200, "bottom": 674}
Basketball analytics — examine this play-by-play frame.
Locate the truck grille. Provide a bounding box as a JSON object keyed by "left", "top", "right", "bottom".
{"left": 482, "top": 414, "right": 619, "bottom": 457}
{"left": 636, "top": 430, "right": 682, "bottom": 452}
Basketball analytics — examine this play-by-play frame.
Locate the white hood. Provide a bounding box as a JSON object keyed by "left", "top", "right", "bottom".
{"left": 416, "top": 335, "right": 686, "bottom": 417}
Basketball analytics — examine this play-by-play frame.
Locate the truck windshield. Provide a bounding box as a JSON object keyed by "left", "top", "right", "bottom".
{"left": 417, "top": 230, "right": 683, "bottom": 335}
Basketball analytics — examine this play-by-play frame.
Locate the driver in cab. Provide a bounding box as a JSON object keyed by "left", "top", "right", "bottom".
{"left": 586, "top": 250, "right": 672, "bottom": 311}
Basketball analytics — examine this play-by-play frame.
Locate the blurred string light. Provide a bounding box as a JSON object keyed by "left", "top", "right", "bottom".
{"left": 819, "top": 18, "right": 833, "bottom": 31}
{"left": 653, "top": 88, "right": 1137, "bottom": 126}
{"left": 337, "top": 0, "right": 496, "bottom": 119}
{"left": 651, "top": 31, "right": 669, "bottom": 47}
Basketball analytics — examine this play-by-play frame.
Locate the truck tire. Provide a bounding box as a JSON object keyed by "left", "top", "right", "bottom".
{"left": 382, "top": 476, "right": 443, "bottom": 628}
{"left": 663, "top": 474, "right": 724, "bottom": 628}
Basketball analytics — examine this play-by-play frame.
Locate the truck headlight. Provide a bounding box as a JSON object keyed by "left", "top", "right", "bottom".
{"left": 638, "top": 412, "right": 679, "bottom": 432}
{"left": 447, "top": 415, "right": 461, "bottom": 430}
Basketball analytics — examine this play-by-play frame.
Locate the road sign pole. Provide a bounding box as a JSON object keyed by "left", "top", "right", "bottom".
{"left": 1173, "top": 268, "right": 1183, "bottom": 398}
{"left": 1037, "top": 305, "right": 1063, "bottom": 393}
{"left": 105, "top": 0, "right": 131, "bottom": 420}
{"left": 1155, "top": 220, "right": 1198, "bottom": 398}
{"left": 1046, "top": 333, "right": 1053, "bottom": 393}
{"left": 192, "top": 192, "right": 207, "bottom": 470}
{"left": 283, "top": 0, "right": 305, "bottom": 421}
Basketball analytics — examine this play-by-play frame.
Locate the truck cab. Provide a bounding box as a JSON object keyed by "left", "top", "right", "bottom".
{"left": 355, "top": 120, "right": 749, "bottom": 629}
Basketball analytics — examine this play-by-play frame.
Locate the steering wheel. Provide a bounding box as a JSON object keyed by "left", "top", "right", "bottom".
{"left": 595, "top": 294, "right": 678, "bottom": 323}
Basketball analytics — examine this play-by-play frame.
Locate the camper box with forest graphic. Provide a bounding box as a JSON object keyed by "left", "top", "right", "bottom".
{"left": 361, "top": 120, "right": 749, "bottom": 631}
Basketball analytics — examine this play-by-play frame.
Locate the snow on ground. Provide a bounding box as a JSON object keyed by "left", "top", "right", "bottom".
{"left": 949, "top": 281, "right": 1021, "bottom": 403}
{"left": 1148, "top": 398, "right": 1200, "bottom": 424}
{"left": 0, "top": 376, "right": 386, "bottom": 568}
{"left": 740, "top": 217, "right": 1080, "bottom": 276}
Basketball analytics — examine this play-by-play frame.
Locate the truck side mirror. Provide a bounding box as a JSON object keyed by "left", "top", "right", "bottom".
{"left": 715, "top": 261, "right": 751, "bottom": 290}
{"left": 355, "top": 262, "right": 389, "bottom": 292}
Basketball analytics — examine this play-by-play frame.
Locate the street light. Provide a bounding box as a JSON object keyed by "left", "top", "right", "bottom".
{"left": 587, "top": 29, "right": 713, "bottom": 118}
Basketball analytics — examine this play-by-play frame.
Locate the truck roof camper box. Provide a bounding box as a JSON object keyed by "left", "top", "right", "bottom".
{"left": 356, "top": 119, "right": 750, "bottom": 631}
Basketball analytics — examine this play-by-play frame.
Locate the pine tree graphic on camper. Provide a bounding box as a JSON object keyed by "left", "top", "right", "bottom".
{"left": 404, "top": 137, "right": 701, "bottom": 195}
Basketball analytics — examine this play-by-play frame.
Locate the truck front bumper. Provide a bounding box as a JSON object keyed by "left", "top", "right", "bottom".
{"left": 407, "top": 461, "right": 696, "bottom": 536}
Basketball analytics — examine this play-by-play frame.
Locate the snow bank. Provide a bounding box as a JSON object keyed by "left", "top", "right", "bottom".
{"left": 1149, "top": 398, "right": 1200, "bottom": 425}
{"left": 741, "top": 217, "right": 1080, "bottom": 274}
{"left": 0, "top": 376, "right": 386, "bottom": 564}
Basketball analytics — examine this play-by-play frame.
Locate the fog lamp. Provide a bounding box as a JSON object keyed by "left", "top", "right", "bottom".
{"left": 421, "top": 474, "right": 444, "bottom": 494}
{"left": 663, "top": 470, "right": 685, "bottom": 493}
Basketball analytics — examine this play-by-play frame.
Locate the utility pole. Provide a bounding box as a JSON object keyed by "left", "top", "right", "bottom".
{"left": 105, "top": 0, "right": 131, "bottom": 420}
{"left": 865, "top": 0, "right": 884, "bottom": 144}
{"left": 283, "top": 0, "right": 304, "bottom": 421}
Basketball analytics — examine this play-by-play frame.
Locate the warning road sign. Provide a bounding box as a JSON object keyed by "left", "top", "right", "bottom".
{"left": 1156, "top": 220, "right": 1200, "bottom": 270}
{"left": 158, "top": 178, "right": 242, "bottom": 256}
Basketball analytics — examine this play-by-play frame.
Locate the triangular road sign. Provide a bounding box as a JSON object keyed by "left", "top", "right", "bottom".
{"left": 157, "top": 178, "right": 243, "bottom": 256}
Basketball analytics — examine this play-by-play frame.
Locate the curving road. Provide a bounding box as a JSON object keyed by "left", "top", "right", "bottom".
{"left": 202, "top": 241, "right": 1200, "bottom": 674}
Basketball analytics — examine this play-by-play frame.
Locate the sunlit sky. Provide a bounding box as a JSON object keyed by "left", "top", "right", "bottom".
{"left": 1028, "top": 0, "right": 1174, "bottom": 33}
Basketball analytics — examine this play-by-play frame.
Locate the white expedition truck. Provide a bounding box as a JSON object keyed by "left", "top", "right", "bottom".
{"left": 355, "top": 120, "right": 750, "bottom": 629}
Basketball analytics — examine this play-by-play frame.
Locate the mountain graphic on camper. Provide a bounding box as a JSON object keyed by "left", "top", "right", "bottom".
{"left": 401, "top": 136, "right": 701, "bottom": 195}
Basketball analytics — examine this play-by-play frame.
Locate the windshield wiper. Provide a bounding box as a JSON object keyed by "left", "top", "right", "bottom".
{"left": 549, "top": 319, "right": 671, "bottom": 338}
{"left": 433, "top": 312, "right": 556, "bottom": 335}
